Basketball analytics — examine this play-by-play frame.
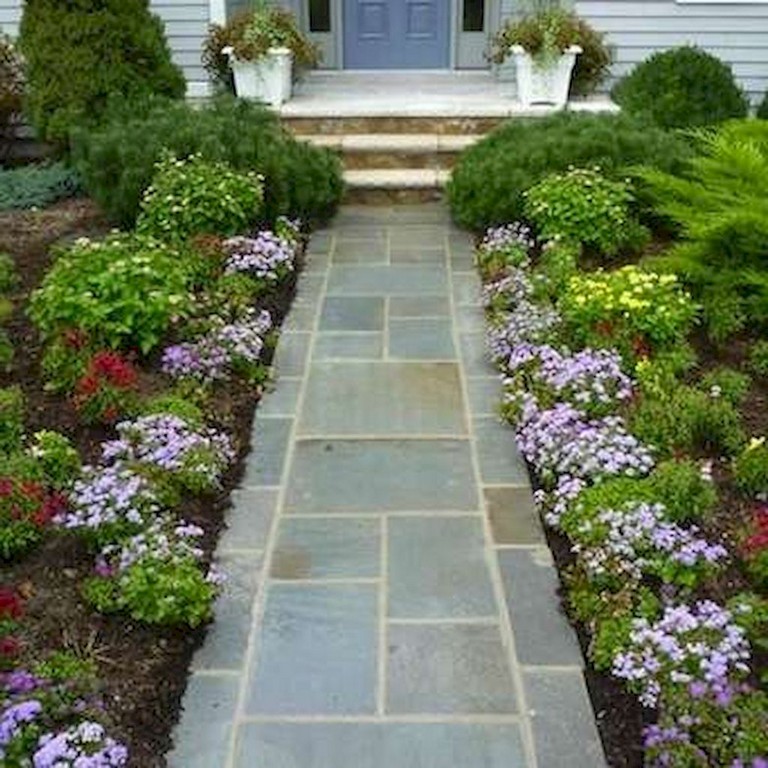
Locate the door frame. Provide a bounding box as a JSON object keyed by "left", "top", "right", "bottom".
{"left": 302, "top": 0, "right": 497, "bottom": 69}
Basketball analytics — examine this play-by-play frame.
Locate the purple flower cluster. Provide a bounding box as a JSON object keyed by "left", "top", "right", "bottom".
{"left": 612, "top": 600, "right": 751, "bottom": 708}
{"left": 575, "top": 502, "right": 727, "bottom": 582}
{"left": 223, "top": 232, "right": 296, "bottom": 281}
{"left": 33, "top": 721, "right": 128, "bottom": 767}
{"left": 516, "top": 401, "right": 654, "bottom": 489}
{"left": 487, "top": 301, "right": 561, "bottom": 358}
{"left": 1, "top": 699, "right": 43, "bottom": 758}
{"left": 501, "top": 343, "right": 633, "bottom": 416}
{"left": 478, "top": 222, "right": 534, "bottom": 262}
{"left": 481, "top": 269, "right": 534, "bottom": 311}
{"left": 97, "top": 515, "right": 204, "bottom": 574}
{"left": 56, "top": 464, "right": 161, "bottom": 532}
{"left": 162, "top": 309, "right": 272, "bottom": 383}
{"left": 2, "top": 670, "right": 44, "bottom": 695}
{"left": 102, "top": 414, "right": 234, "bottom": 487}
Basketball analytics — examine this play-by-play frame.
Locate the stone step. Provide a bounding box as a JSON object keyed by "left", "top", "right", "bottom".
{"left": 283, "top": 115, "right": 505, "bottom": 136}
{"left": 299, "top": 133, "right": 481, "bottom": 170}
{"left": 343, "top": 168, "right": 451, "bottom": 205}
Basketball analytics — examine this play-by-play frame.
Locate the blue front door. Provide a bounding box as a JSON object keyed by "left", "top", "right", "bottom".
{"left": 343, "top": 0, "right": 450, "bottom": 68}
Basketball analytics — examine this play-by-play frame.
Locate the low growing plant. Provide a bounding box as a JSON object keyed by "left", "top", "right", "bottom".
{"left": 0, "top": 164, "right": 82, "bottom": 212}
{"left": 72, "top": 350, "right": 139, "bottom": 424}
{"left": 523, "top": 167, "right": 648, "bottom": 258}
{"left": 0, "top": 386, "right": 25, "bottom": 454}
{"left": 30, "top": 235, "right": 191, "bottom": 354}
{"left": 733, "top": 438, "right": 768, "bottom": 498}
{"left": 28, "top": 431, "right": 80, "bottom": 491}
{"left": 700, "top": 367, "right": 751, "bottom": 407}
{"left": 749, "top": 340, "right": 768, "bottom": 377}
{"left": 0, "top": 252, "right": 17, "bottom": 294}
{"left": 136, "top": 153, "right": 264, "bottom": 243}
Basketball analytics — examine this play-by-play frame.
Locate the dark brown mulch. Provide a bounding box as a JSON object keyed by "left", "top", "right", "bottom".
{"left": 0, "top": 199, "right": 302, "bottom": 766}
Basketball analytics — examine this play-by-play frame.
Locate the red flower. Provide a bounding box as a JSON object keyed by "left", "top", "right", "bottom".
{"left": 89, "top": 351, "right": 138, "bottom": 388}
{"left": 0, "top": 588, "right": 23, "bottom": 620}
{"left": 0, "top": 636, "right": 21, "bottom": 657}
{"left": 744, "top": 508, "right": 768, "bottom": 555}
{"left": 631, "top": 335, "right": 652, "bottom": 360}
{"left": 63, "top": 328, "right": 89, "bottom": 350}
{"left": 0, "top": 478, "right": 12, "bottom": 497}
{"left": 19, "top": 481, "right": 44, "bottom": 502}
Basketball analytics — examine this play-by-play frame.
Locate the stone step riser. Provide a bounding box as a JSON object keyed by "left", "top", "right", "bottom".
{"left": 343, "top": 150, "right": 460, "bottom": 171}
{"left": 283, "top": 116, "right": 504, "bottom": 136}
{"left": 343, "top": 187, "right": 445, "bottom": 205}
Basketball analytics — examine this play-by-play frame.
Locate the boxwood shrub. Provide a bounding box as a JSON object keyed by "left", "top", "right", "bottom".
{"left": 612, "top": 46, "right": 749, "bottom": 130}
{"left": 448, "top": 112, "right": 691, "bottom": 232}
{"left": 71, "top": 96, "right": 343, "bottom": 229}
{"left": 19, "top": 0, "right": 185, "bottom": 145}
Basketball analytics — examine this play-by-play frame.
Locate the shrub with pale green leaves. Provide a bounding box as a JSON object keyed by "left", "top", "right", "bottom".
{"left": 136, "top": 153, "right": 264, "bottom": 243}
{"left": 523, "top": 167, "right": 648, "bottom": 257}
{"left": 733, "top": 438, "right": 768, "bottom": 497}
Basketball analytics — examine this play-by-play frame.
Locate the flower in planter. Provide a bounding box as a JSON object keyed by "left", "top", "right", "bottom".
{"left": 742, "top": 504, "right": 768, "bottom": 588}
{"left": 612, "top": 600, "right": 751, "bottom": 708}
{"left": 487, "top": 300, "right": 561, "bottom": 360}
{"left": 476, "top": 223, "right": 533, "bottom": 277}
{"left": 0, "top": 699, "right": 43, "bottom": 757}
{"left": 33, "top": 721, "right": 128, "bottom": 767}
{"left": 482, "top": 269, "right": 535, "bottom": 314}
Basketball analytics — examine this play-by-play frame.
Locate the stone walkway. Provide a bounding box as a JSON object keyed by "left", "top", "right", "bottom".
{"left": 169, "top": 205, "right": 606, "bottom": 768}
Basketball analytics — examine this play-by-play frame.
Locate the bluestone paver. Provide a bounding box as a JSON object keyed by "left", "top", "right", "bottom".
{"left": 172, "top": 204, "right": 604, "bottom": 768}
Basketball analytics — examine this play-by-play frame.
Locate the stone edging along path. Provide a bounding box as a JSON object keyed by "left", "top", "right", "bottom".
{"left": 169, "top": 204, "right": 606, "bottom": 768}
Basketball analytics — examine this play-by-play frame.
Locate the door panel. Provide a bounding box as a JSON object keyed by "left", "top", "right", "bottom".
{"left": 344, "top": 0, "right": 449, "bottom": 68}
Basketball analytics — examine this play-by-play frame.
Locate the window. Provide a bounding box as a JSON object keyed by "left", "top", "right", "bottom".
{"left": 462, "top": 0, "right": 485, "bottom": 32}
{"left": 309, "top": 0, "right": 331, "bottom": 32}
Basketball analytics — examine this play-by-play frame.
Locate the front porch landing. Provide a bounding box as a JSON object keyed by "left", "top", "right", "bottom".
{"left": 279, "top": 71, "right": 617, "bottom": 119}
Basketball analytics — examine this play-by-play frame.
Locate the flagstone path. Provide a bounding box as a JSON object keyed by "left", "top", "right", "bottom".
{"left": 169, "top": 204, "right": 606, "bottom": 768}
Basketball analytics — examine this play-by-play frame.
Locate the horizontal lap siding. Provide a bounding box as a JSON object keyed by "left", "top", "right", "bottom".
{"left": 499, "top": 0, "right": 768, "bottom": 102}
{"left": 0, "top": 0, "right": 21, "bottom": 36}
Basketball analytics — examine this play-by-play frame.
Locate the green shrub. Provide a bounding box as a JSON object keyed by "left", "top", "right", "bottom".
{"left": 448, "top": 112, "right": 690, "bottom": 232}
{"left": 488, "top": 9, "right": 611, "bottom": 97}
{"left": 639, "top": 120, "right": 768, "bottom": 329}
{"left": 630, "top": 384, "right": 746, "bottom": 459}
{"left": 700, "top": 368, "right": 751, "bottom": 407}
{"left": 733, "top": 439, "right": 768, "bottom": 497}
{"left": 0, "top": 329, "right": 12, "bottom": 372}
{"left": 71, "top": 96, "right": 343, "bottom": 228}
{"left": 758, "top": 92, "right": 768, "bottom": 120}
{"left": 537, "top": 240, "right": 580, "bottom": 298}
{"left": 18, "top": 0, "right": 185, "bottom": 145}
{"left": 0, "top": 253, "right": 17, "bottom": 294}
{"left": 0, "top": 163, "right": 82, "bottom": 212}
{"left": 138, "top": 393, "right": 205, "bottom": 427}
{"left": 749, "top": 340, "right": 768, "bottom": 376}
{"left": 136, "top": 153, "right": 264, "bottom": 243}
{"left": 28, "top": 430, "right": 81, "bottom": 490}
{"left": 612, "top": 46, "right": 749, "bottom": 130}
{"left": 523, "top": 167, "right": 647, "bottom": 257}
{"left": 0, "top": 33, "right": 23, "bottom": 164}
{"left": 0, "top": 386, "right": 24, "bottom": 453}
{"left": 30, "top": 234, "right": 192, "bottom": 354}
{"left": 648, "top": 459, "right": 718, "bottom": 523}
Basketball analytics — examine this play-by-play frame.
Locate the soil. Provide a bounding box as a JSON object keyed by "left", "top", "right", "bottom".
{"left": 0, "top": 198, "right": 302, "bottom": 766}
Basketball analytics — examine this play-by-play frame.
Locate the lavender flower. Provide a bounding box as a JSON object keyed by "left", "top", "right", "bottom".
{"left": 487, "top": 301, "right": 561, "bottom": 358}
{"left": 33, "top": 721, "right": 128, "bottom": 767}
{"left": 223, "top": 232, "right": 296, "bottom": 281}
{"left": 2, "top": 670, "right": 44, "bottom": 695}
{"left": 1, "top": 699, "right": 43, "bottom": 756}
{"left": 481, "top": 269, "right": 535, "bottom": 311}
{"left": 612, "top": 601, "right": 751, "bottom": 708}
{"left": 478, "top": 223, "right": 534, "bottom": 263}
{"left": 101, "top": 414, "right": 234, "bottom": 489}
{"left": 56, "top": 464, "right": 162, "bottom": 533}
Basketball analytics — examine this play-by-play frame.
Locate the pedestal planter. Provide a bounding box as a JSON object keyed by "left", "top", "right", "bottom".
{"left": 509, "top": 45, "right": 582, "bottom": 108}
{"left": 224, "top": 47, "right": 293, "bottom": 108}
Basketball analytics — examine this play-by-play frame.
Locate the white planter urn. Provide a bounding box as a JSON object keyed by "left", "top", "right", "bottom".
{"left": 223, "top": 46, "right": 293, "bottom": 108}
{"left": 509, "top": 44, "right": 582, "bottom": 108}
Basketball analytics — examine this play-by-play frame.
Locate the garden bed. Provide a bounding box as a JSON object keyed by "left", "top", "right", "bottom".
{"left": 0, "top": 198, "right": 304, "bottom": 766}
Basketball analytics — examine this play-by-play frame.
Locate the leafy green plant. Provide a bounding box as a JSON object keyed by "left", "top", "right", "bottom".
{"left": 749, "top": 340, "right": 768, "bottom": 376}
{"left": 629, "top": 383, "right": 746, "bottom": 459}
{"left": 138, "top": 392, "right": 205, "bottom": 427}
{"left": 0, "top": 476, "right": 61, "bottom": 561}
{"left": 136, "top": 153, "right": 264, "bottom": 243}
{"left": 0, "top": 252, "right": 17, "bottom": 293}
{"left": 639, "top": 120, "right": 768, "bottom": 330}
{"left": 758, "top": 92, "right": 768, "bottom": 120}
{"left": 0, "top": 33, "right": 23, "bottom": 163}
{"left": 30, "top": 235, "right": 191, "bottom": 354}
{"left": 448, "top": 111, "right": 691, "bottom": 232}
{"left": 0, "top": 329, "right": 12, "bottom": 372}
{"left": 612, "top": 46, "right": 749, "bottom": 129}
{"left": 700, "top": 367, "right": 751, "bottom": 407}
{"left": 18, "top": 0, "right": 185, "bottom": 145}
{"left": 28, "top": 430, "right": 81, "bottom": 491}
{"left": 71, "top": 95, "right": 342, "bottom": 228}
{"left": 523, "top": 167, "right": 648, "bottom": 257}
{"left": 0, "top": 386, "right": 24, "bottom": 454}
{"left": 648, "top": 459, "right": 718, "bottom": 523}
{"left": 733, "top": 438, "right": 768, "bottom": 497}
{"left": 0, "top": 163, "right": 82, "bottom": 212}
{"left": 489, "top": 9, "right": 610, "bottom": 97}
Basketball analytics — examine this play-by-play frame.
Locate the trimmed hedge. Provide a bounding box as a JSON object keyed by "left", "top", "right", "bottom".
{"left": 19, "top": 0, "right": 185, "bottom": 145}
{"left": 611, "top": 46, "right": 749, "bottom": 130}
{"left": 71, "top": 96, "right": 344, "bottom": 228}
{"left": 447, "top": 112, "right": 691, "bottom": 233}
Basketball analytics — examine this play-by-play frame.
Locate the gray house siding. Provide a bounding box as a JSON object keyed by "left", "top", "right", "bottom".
{"left": 499, "top": 0, "right": 768, "bottom": 102}
{"left": 0, "top": 0, "right": 212, "bottom": 96}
